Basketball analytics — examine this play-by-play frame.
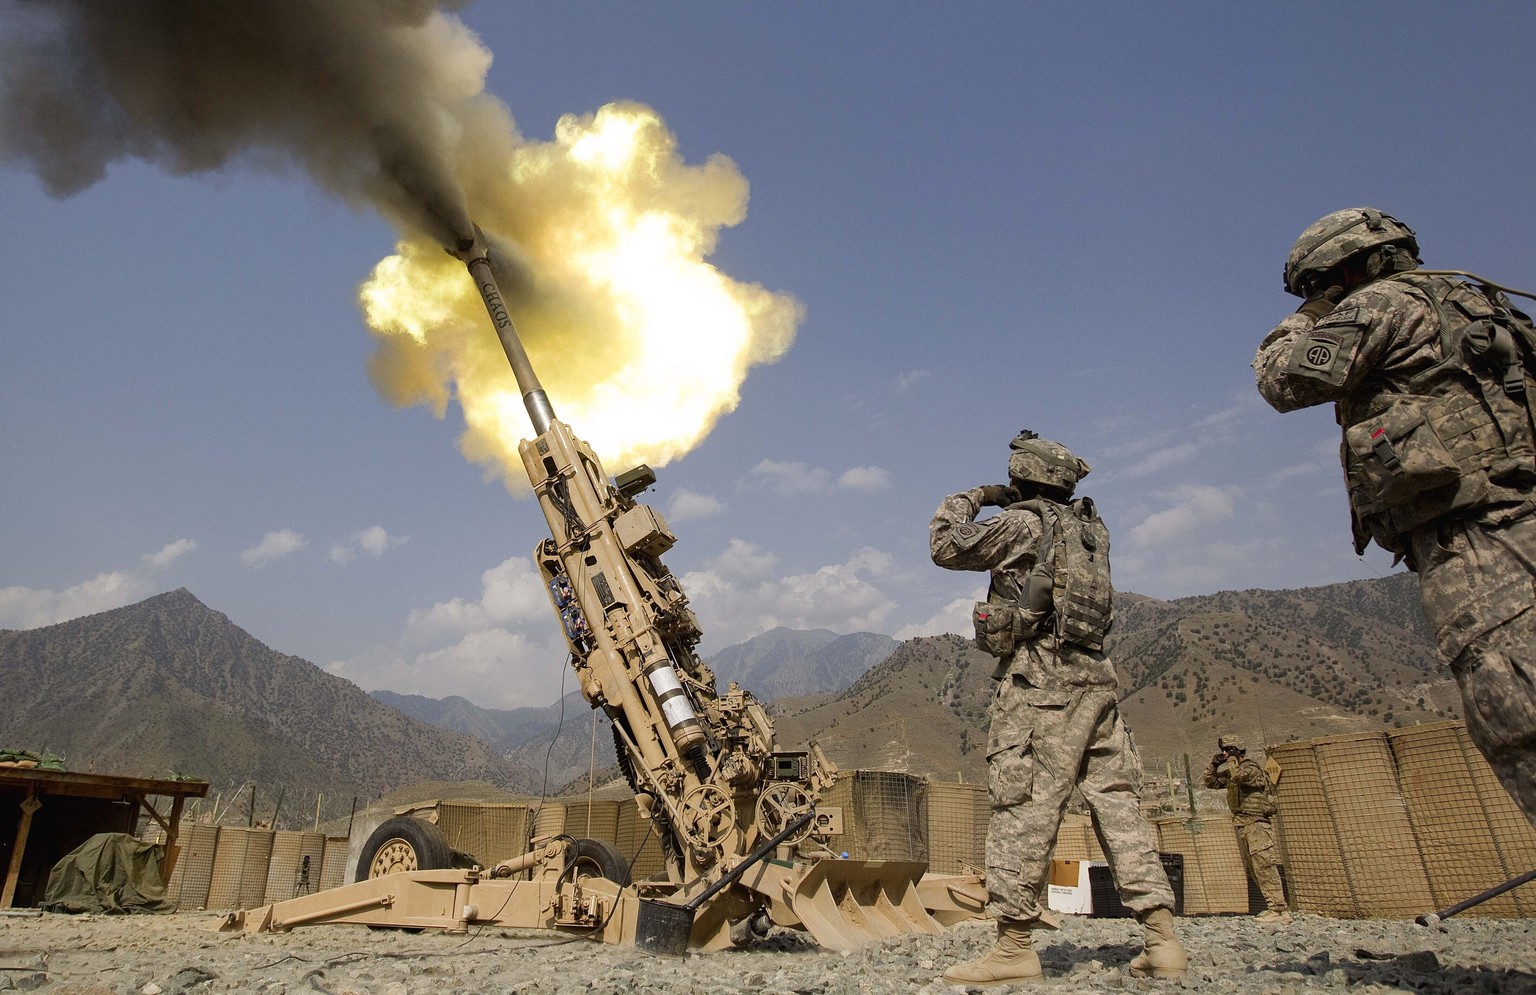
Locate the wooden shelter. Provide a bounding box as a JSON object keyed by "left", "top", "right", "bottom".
{"left": 0, "top": 766, "right": 208, "bottom": 908}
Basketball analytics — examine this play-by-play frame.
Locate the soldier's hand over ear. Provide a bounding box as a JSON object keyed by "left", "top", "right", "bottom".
{"left": 977, "top": 484, "right": 1019, "bottom": 507}
{"left": 1297, "top": 286, "right": 1344, "bottom": 321}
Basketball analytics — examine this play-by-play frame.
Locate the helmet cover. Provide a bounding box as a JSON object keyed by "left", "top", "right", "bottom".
{"left": 1284, "top": 207, "right": 1418, "bottom": 297}
{"left": 1008, "top": 430, "right": 1090, "bottom": 495}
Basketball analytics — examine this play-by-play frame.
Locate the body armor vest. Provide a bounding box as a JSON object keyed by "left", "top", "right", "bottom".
{"left": 1340, "top": 273, "right": 1536, "bottom": 553}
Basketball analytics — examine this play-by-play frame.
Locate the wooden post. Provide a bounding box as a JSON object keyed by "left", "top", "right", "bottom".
{"left": 161, "top": 795, "right": 187, "bottom": 883}
{"left": 1, "top": 790, "right": 42, "bottom": 908}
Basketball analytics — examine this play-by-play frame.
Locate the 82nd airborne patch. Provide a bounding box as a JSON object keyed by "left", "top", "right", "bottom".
{"left": 1289, "top": 312, "right": 1360, "bottom": 385}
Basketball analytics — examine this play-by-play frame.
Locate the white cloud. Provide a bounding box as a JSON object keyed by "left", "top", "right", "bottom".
{"left": 330, "top": 525, "right": 408, "bottom": 564}
{"left": 667, "top": 488, "right": 726, "bottom": 523}
{"left": 329, "top": 554, "right": 573, "bottom": 708}
{"left": 406, "top": 555, "right": 549, "bottom": 638}
{"left": 327, "top": 626, "right": 572, "bottom": 710}
{"left": 683, "top": 543, "right": 896, "bottom": 648}
{"left": 895, "top": 369, "right": 929, "bottom": 390}
{"left": 1268, "top": 462, "right": 1322, "bottom": 484}
{"left": 1122, "top": 442, "right": 1200, "bottom": 478}
{"left": 142, "top": 539, "right": 197, "bottom": 570}
{"left": 241, "top": 529, "right": 307, "bottom": 567}
{"left": 1127, "top": 485, "right": 1239, "bottom": 548}
{"left": 837, "top": 466, "right": 892, "bottom": 491}
{"left": 750, "top": 459, "right": 831, "bottom": 494}
{"left": 0, "top": 537, "right": 198, "bottom": 630}
{"left": 894, "top": 590, "right": 984, "bottom": 641}
{"left": 0, "top": 571, "right": 151, "bottom": 630}
{"left": 750, "top": 459, "right": 893, "bottom": 495}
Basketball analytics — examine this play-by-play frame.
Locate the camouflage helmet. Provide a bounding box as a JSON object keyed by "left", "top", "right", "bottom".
{"left": 1008, "top": 430, "right": 1090, "bottom": 496}
{"left": 1218, "top": 734, "right": 1244, "bottom": 751}
{"left": 1283, "top": 207, "right": 1418, "bottom": 297}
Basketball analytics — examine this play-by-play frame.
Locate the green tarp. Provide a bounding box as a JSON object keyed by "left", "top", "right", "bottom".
{"left": 40, "top": 832, "right": 174, "bottom": 914}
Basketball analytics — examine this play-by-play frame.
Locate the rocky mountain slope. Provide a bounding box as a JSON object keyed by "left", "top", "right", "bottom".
{"left": 0, "top": 590, "right": 539, "bottom": 819}
{"left": 0, "top": 572, "right": 1454, "bottom": 821}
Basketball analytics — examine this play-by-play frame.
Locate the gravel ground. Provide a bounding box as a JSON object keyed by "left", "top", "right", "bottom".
{"left": 1, "top": 909, "right": 1533, "bottom": 995}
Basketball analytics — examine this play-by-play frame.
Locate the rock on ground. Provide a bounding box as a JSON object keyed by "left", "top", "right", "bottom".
{"left": 0, "top": 910, "right": 1532, "bottom": 995}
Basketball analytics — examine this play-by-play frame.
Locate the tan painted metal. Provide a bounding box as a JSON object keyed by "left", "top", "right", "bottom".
{"left": 223, "top": 229, "right": 953, "bottom": 951}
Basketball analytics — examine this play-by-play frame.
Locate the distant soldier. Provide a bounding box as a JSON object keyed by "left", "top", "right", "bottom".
{"left": 1203, "top": 734, "right": 1289, "bottom": 923}
{"left": 1254, "top": 208, "right": 1536, "bottom": 828}
{"left": 930, "top": 430, "right": 1186, "bottom": 985}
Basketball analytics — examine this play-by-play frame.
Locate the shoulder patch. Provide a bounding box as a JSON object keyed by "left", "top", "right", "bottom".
{"left": 951, "top": 521, "right": 987, "bottom": 550}
{"left": 1287, "top": 320, "right": 1361, "bottom": 386}
{"left": 1315, "top": 305, "right": 1360, "bottom": 328}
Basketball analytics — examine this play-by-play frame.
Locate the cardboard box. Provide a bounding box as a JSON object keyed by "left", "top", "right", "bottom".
{"left": 1046, "top": 858, "right": 1093, "bottom": 915}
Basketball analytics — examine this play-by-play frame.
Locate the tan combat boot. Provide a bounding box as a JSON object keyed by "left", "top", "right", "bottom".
{"left": 1127, "top": 907, "right": 1188, "bottom": 979}
{"left": 941, "top": 919, "right": 1042, "bottom": 986}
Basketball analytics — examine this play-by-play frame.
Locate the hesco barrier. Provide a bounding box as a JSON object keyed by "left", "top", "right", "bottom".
{"left": 1153, "top": 816, "right": 1249, "bottom": 914}
{"left": 925, "top": 781, "right": 987, "bottom": 874}
{"left": 262, "top": 831, "right": 325, "bottom": 905}
{"left": 1269, "top": 721, "right": 1536, "bottom": 919}
{"left": 154, "top": 732, "right": 1533, "bottom": 919}
{"left": 820, "top": 770, "right": 928, "bottom": 862}
{"left": 435, "top": 801, "right": 530, "bottom": 871}
{"left": 163, "top": 823, "right": 218, "bottom": 909}
{"left": 1043, "top": 811, "right": 1250, "bottom": 915}
{"left": 157, "top": 826, "right": 349, "bottom": 911}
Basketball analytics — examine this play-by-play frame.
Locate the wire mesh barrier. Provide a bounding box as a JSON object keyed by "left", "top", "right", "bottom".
{"left": 262, "top": 831, "right": 325, "bottom": 904}
{"left": 162, "top": 823, "right": 218, "bottom": 909}
{"left": 1266, "top": 738, "right": 1355, "bottom": 917}
{"left": 924, "top": 781, "right": 987, "bottom": 873}
{"left": 1388, "top": 723, "right": 1529, "bottom": 916}
{"left": 206, "top": 826, "right": 274, "bottom": 911}
{"left": 1271, "top": 721, "right": 1536, "bottom": 919}
{"left": 144, "top": 730, "right": 1533, "bottom": 920}
{"left": 820, "top": 770, "right": 928, "bottom": 862}
{"left": 1152, "top": 816, "right": 1250, "bottom": 914}
{"left": 436, "top": 801, "right": 530, "bottom": 873}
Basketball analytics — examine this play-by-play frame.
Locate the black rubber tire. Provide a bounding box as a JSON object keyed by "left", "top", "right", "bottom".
{"left": 354, "top": 816, "right": 454, "bottom": 883}
{"left": 566, "top": 837, "right": 631, "bottom": 887}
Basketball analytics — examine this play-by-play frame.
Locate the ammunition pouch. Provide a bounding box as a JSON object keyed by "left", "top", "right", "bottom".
{"left": 1344, "top": 392, "right": 1494, "bottom": 544}
{"left": 972, "top": 602, "right": 1046, "bottom": 667}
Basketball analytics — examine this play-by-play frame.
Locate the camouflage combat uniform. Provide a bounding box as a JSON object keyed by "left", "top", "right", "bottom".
{"left": 930, "top": 488, "right": 1175, "bottom": 924}
{"left": 1202, "top": 753, "right": 1286, "bottom": 912}
{"left": 1255, "top": 271, "right": 1536, "bottom": 827}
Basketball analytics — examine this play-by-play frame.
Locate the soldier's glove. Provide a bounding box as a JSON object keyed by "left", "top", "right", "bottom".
{"left": 1296, "top": 286, "right": 1344, "bottom": 321}
{"left": 977, "top": 484, "right": 1020, "bottom": 507}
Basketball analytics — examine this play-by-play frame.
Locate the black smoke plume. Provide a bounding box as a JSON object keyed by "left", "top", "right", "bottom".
{"left": 0, "top": 0, "right": 481, "bottom": 245}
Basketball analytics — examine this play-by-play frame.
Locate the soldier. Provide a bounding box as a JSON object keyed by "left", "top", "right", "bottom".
{"left": 1202, "top": 734, "right": 1289, "bottom": 923}
{"left": 930, "top": 430, "right": 1186, "bottom": 985}
{"left": 1254, "top": 208, "right": 1536, "bottom": 828}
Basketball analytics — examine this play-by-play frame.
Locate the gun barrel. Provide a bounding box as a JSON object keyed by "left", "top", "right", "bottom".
{"left": 450, "top": 229, "right": 555, "bottom": 435}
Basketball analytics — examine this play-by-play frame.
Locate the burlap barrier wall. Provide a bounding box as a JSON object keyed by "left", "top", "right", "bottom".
{"left": 820, "top": 771, "right": 927, "bottom": 862}
{"left": 557, "top": 799, "right": 622, "bottom": 848}
{"left": 925, "top": 781, "right": 986, "bottom": 874}
{"left": 1048, "top": 813, "right": 1104, "bottom": 862}
{"left": 436, "top": 801, "right": 530, "bottom": 868}
{"left": 1389, "top": 722, "right": 1529, "bottom": 916}
{"left": 1317, "top": 732, "right": 1433, "bottom": 917}
{"left": 318, "top": 835, "right": 349, "bottom": 891}
{"left": 1454, "top": 725, "right": 1536, "bottom": 912}
{"left": 1271, "top": 722, "right": 1535, "bottom": 919}
{"left": 205, "top": 825, "right": 274, "bottom": 911}
{"left": 164, "top": 823, "right": 218, "bottom": 910}
{"left": 262, "top": 831, "right": 326, "bottom": 905}
{"left": 613, "top": 799, "right": 668, "bottom": 880}
{"left": 1154, "top": 816, "right": 1249, "bottom": 914}
{"left": 1266, "top": 738, "right": 1355, "bottom": 917}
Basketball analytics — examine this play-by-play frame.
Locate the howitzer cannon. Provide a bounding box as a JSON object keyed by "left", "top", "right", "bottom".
{"left": 220, "top": 228, "right": 976, "bottom": 950}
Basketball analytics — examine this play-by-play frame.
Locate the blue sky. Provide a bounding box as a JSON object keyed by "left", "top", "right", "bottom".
{"left": 3, "top": 2, "right": 1534, "bottom": 708}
